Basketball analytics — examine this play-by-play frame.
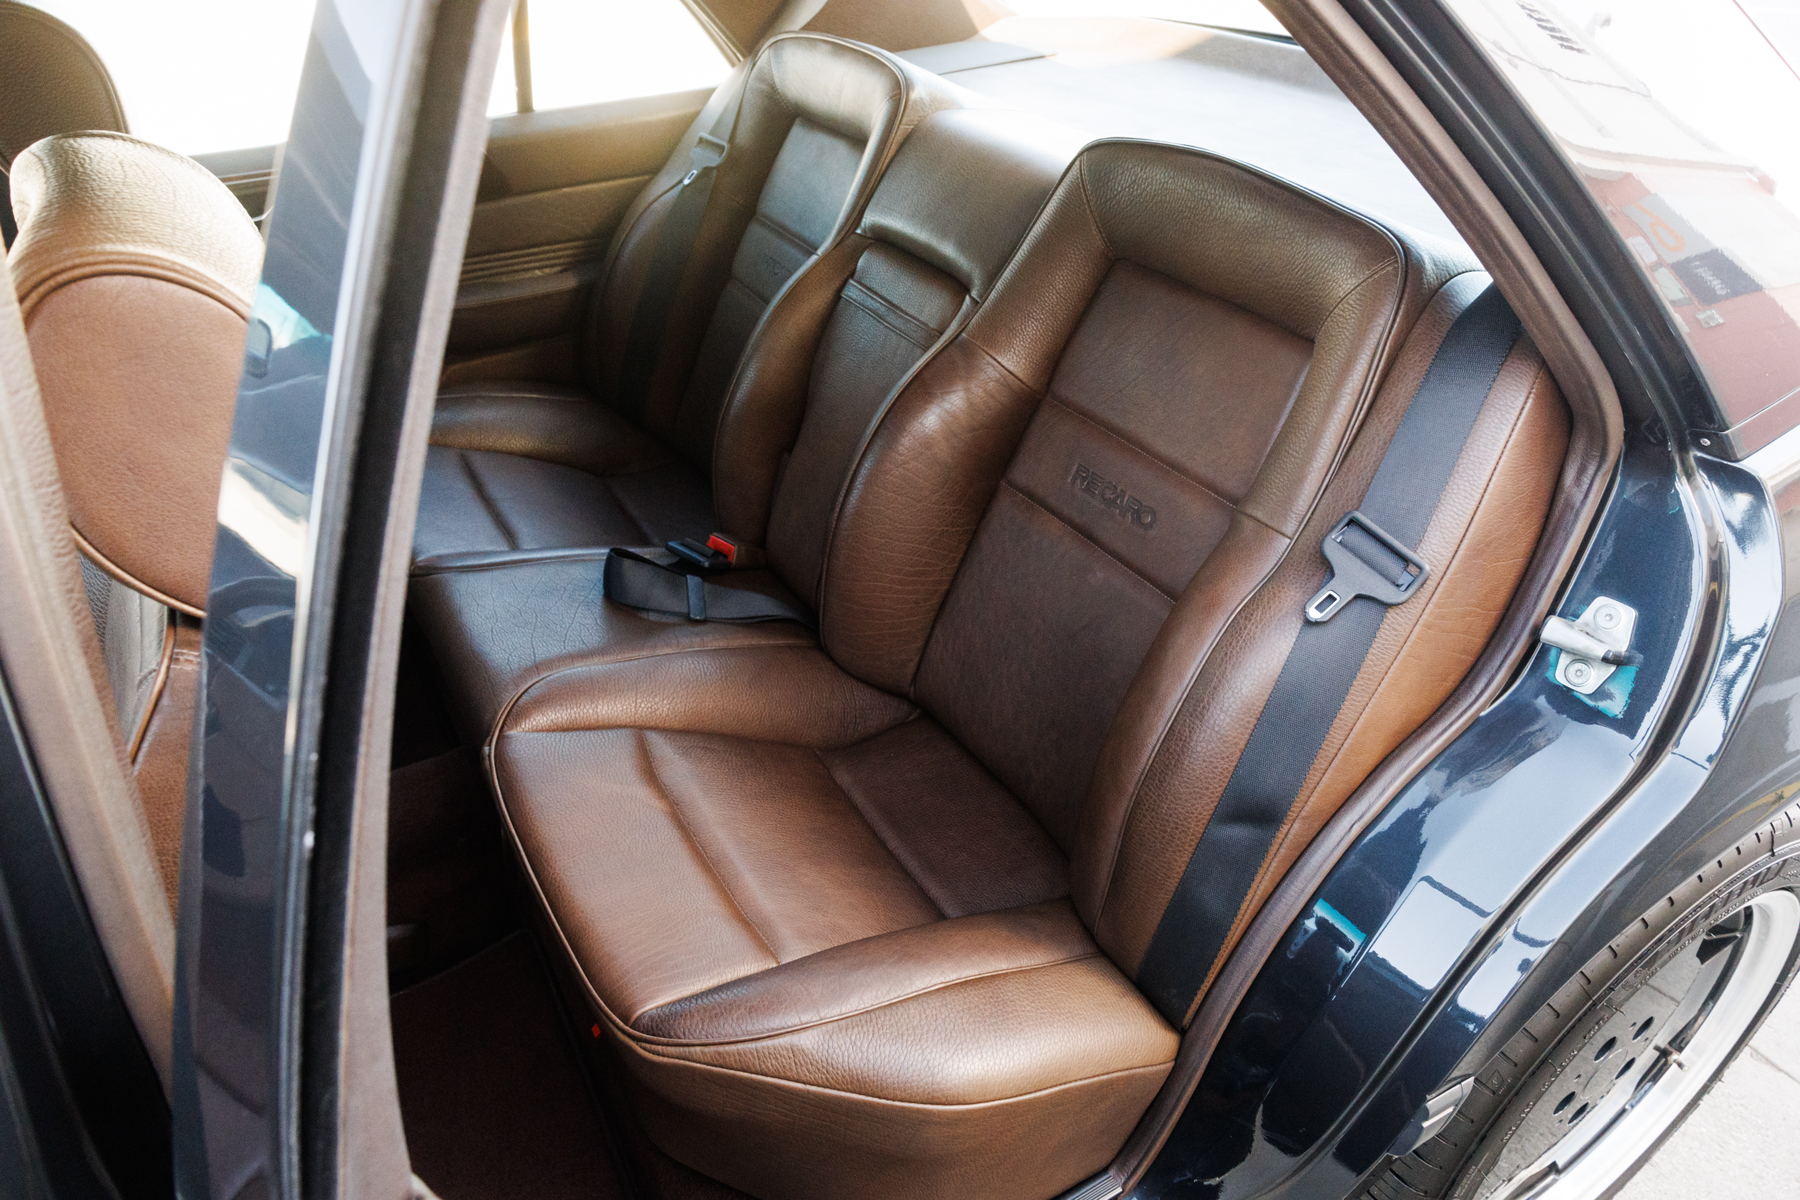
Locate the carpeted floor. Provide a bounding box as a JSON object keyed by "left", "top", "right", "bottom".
{"left": 391, "top": 933, "right": 628, "bottom": 1200}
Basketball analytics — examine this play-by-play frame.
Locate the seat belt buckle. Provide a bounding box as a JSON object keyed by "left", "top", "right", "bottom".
{"left": 682, "top": 133, "right": 728, "bottom": 185}
{"left": 1304, "top": 510, "right": 1428, "bottom": 623}
{"left": 667, "top": 536, "right": 733, "bottom": 572}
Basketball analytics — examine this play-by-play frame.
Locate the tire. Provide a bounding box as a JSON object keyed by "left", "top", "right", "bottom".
{"left": 1364, "top": 800, "right": 1800, "bottom": 1200}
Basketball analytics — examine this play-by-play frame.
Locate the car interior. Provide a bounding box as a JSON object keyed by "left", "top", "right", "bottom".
{"left": 0, "top": 0, "right": 1605, "bottom": 1197}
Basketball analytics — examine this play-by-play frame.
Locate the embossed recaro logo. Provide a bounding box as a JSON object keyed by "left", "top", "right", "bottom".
{"left": 1069, "top": 463, "right": 1157, "bottom": 529}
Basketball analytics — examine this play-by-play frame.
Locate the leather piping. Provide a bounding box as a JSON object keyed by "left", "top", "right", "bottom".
{"left": 813, "top": 293, "right": 978, "bottom": 611}
{"left": 127, "top": 608, "right": 177, "bottom": 763}
{"left": 485, "top": 636, "right": 842, "bottom": 746}
{"left": 633, "top": 950, "right": 1107, "bottom": 1047}
{"left": 15, "top": 257, "right": 254, "bottom": 322}
{"left": 71, "top": 524, "right": 206, "bottom": 619}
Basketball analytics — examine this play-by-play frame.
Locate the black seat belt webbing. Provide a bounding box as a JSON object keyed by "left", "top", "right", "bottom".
{"left": 603, "top": 548, "right": 816, "bottom": 628}
{"left": 616, "top": 69, "right": 749, "bottom": 418}
{"left": 1135, "top": 284, "right": 1522, "bottom": 1027}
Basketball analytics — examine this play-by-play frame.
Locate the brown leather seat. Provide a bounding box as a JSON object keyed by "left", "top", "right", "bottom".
{"left": 410, "top": 107, "right": 1086, "bottom": 742}
{"left": 8, "top": 131, "right": 263, "bottom": 907}
{"left": 484, "top": 140, "right": 1568, "bottom": 1199}
{"left": 411, "top": 33, "right": 960, "bottom": 568}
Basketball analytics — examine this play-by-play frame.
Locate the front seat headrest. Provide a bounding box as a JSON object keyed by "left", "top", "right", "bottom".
{"left": 0, "top": 3, "right": 127, "bottom": 168}
{"left": 9, "top": 131, "right": 263, "bottom": 616}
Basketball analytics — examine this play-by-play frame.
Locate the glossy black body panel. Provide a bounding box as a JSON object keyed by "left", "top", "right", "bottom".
{"left": 1131, "top": 438, "right": 1787, "bottom": 1196}
{"left": 175, "top": 4, "right": 407, "bottom": 1199}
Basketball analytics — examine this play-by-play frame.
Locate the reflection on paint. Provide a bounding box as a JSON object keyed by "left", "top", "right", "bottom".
{"left": 216, "top": 457, "right": 309, "bottom": 578}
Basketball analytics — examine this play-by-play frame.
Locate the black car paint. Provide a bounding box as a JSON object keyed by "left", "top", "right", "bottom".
{"left": 1131, "top": 439, "right": 1789, "bottom": 1196}
{"left": 175, "top": 4, "right": 382, "bottom": 1198}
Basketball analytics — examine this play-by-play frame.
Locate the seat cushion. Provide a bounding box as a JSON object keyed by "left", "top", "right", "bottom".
{"left": 410, "top": 551, "right": 816, "bottom": 742}
{"left": 413, "top": 383, "right": 714, "bottom": 568}
{"left": 490, "top": 646, "right": 1178, "bottom": 1200}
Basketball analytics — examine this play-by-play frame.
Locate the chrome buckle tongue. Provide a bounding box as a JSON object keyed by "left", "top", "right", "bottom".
{"left": 1305, "top": 510, "right": 1429, "bottom": 623}
{"left": 681, "top": 132, "right": 728, "bottom": 185}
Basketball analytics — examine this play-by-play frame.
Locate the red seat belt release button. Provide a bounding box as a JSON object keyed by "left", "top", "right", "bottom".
{"left": 706, "top": 533, "right": 739, "bottom": 565}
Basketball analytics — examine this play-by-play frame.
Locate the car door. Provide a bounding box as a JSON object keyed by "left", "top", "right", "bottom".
{"left": 443, "top": 0, "right": 732, "bottom": 385}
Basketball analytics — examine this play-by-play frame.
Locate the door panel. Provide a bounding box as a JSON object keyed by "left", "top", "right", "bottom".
{"left": 445, "top": 86, "right": 710, "bottom": 384}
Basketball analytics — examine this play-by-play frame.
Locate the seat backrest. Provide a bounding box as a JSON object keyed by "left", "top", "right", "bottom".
{"left": 816, "top": 141, "right": 1423, "bottom": 816}
{"left": 705, "top": 107, "right": 1085, "bottom": 601}
{"left": 9, "top": 130, "right": 263, "bottom": 907}
{"left": 581, "top": 32, "right": 959, "bottom": 468}
{"left": 0, "top": 2, "right": 127, "bottom": 244}
{"left": 799, "top": 139, "right": 1566, "bottom": 1025}
{"left": 9, "top": 131, "right": 263, "bottom": 616}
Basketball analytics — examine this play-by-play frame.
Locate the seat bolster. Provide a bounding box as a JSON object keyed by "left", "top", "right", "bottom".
{"left": 607, "top": 927, "right": 1176, "bottom": 1200}
{"left": 499, "top": 642, "right": 915, "bottom": 748}
{"left": 711, "top": 236, "right": 866, "bottom": 541}
{"left": 819, "top": 336, "right": 1043, "bottom": 693}
{"left": 635, "top": 899, "right": 1111, "bottom": 1044}
{"left": 431, "top": 382, "right": 675, "bottom": 476}
{"left": 409, "top": 551, "right": 813, "bottom": 742}
{"left": 637, "top": 947, "right": 1174, "bottom": 1106}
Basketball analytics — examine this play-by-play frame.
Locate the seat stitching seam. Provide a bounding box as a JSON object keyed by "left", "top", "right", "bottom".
{"left": 1313, "top": 256, "right": 1400, "bottom": 339}
{"left": 638, "top": 730, "right": 782, "bottom": 964}
{"left": 839, "top": 278, "right": 939, "bottom": 350}
{"left": 636, "top": 1044, "right": 1174, "bottom": 1104}
{"left": 750, "top": 208, "right": 815, "bottom": 259}
{"left": 999, "top": 481, "right": 1177, "bottom": 603}
{"left": 497, "top": 642, "right": 885, "bottom": 740}
{"left": 818, "top": 749, "right": 948, "bottom": 920}
{"left": 637, "top": 951, "right": 1106, "bottom": 1046}
{"left": 458, "top": 450, "right": 521, "bottom": 550}
{"left": 1074, "top": 157, "right": 1117, "bottom": 260}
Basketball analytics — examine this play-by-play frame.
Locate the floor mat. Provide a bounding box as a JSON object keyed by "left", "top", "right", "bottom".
{"left": 392, "top": 933, "right": 627, "bottom": 1200}
{"left": 387, "top": 746, "right": 517, "bottom": 989}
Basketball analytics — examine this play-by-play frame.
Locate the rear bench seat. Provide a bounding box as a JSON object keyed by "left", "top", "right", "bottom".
{"left": 411, "top": 107, "right": 1086, "bottom": 741}
{"left": 412, "top": 32, "right": 958, "bottom": 566}
{"left": 478, "top": 137, "right": 1569, "bottom": 1200}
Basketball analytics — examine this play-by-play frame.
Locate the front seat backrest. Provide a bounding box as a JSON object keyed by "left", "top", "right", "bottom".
{"left": 9, "top": 131, "right": 264, "bottom": 616}
{"left": 0, "top": 3, "right": 127, "bottom": 244}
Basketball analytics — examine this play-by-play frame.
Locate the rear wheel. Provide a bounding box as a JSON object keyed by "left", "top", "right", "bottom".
{"left": 1368, "top": 805, "right": 1800, "bottom": 1200}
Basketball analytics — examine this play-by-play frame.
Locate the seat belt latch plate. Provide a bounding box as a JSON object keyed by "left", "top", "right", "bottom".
{"left": 1305, "top": 510, "right": 1428, "bottom": 624}
{"left": 667, "top": 536, "right": 732, "bottom": 573}
{"left": 682, "top": 133, "right": 728, "bottom": 185}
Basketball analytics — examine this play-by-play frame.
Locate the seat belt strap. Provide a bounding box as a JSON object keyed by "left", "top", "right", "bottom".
{"left": 1135, "top": 284, "right": 1522, "bottom": 1027}
{"left": 602, "top": 548, "right": 816, "bottom": 628}
{"left": 616, "top": 69, "right": 749, "bottom": 419}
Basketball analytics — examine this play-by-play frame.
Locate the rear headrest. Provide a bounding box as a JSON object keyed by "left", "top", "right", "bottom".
{"left": 861, "top": 108, "right": 1085, "bottom": 302}
{"left": 0, "top": 4, "right": 127, "bottom": 167}
{"left": 752, "top": 32, "right": 918, "bottom": 146}
{"left": 9, "top": 131, "right": 263, "bottom": 616}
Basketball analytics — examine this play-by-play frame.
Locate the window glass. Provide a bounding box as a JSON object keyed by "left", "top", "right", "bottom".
{"left": 28, "top": 0, "right": 314, "bottom": 156}
{"left": 488, "top": 0, "right": 731, "bottom": 117}
{"left": 1442, "top": 0, "right": 1800, "bottom": 436}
